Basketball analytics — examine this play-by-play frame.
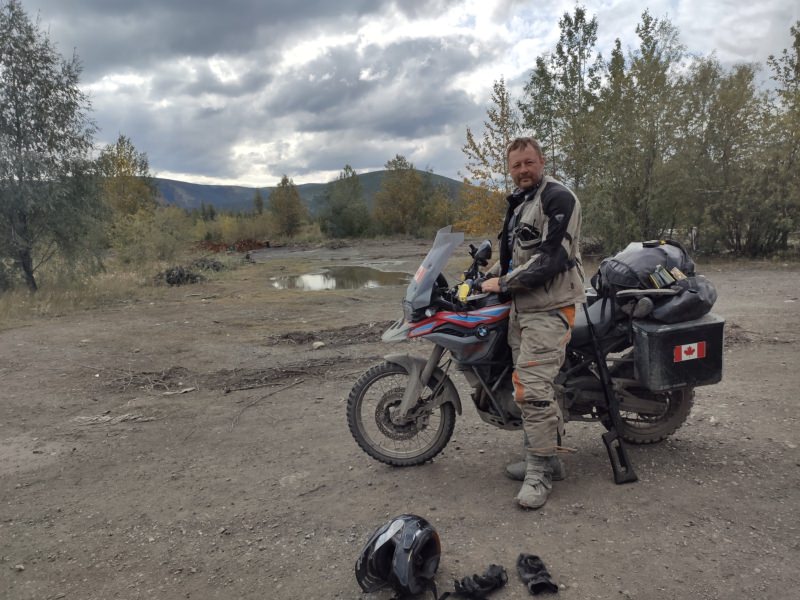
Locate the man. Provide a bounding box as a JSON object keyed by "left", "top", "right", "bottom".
{"left": 481, "top": 137, "right": 585, "bottom": 509}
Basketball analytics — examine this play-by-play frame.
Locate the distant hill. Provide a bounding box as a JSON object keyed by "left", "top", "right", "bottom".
{"left": 155, "top": 170, "right": 463, "bottom": 215}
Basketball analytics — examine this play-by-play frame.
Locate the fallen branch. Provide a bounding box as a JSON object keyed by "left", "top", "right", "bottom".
{"left": 163, "top": 387, "right": 197, "bottom": 396}
{"left": 229, "top": 378, "right": 304, "bottom": 431}
{"left": 298, "top": 484, "right": 326, "bottom": 497}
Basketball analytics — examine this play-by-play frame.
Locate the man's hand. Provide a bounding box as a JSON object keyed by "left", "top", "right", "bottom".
{"left": 481, "top": 277, "right": 502, "bottom": 293}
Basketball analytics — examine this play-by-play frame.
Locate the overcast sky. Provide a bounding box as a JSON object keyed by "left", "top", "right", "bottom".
{"left": 18, "top": 0, "right": 800, "bottom": 187}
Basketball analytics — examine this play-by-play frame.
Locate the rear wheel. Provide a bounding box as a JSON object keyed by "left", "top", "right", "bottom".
{"left": 347, "top": 362, "right": 456, "bottom": 466}
{"left": 617, "top": 386, "right": 694, "bottom": 444}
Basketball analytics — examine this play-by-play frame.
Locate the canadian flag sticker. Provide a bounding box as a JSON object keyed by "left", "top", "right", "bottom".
{"left": 674, "top": 341, "right": 707, "bottom": 363}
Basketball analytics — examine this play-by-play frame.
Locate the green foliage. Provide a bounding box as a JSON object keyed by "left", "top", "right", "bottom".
{"left": 97, "top": 134, "right": 157, "bottom": 217}
{"left": 198, "top": 202, "right": 217, "bottom": 222}
{"left": 372, "top": 155, "right": 425, "bottom": 235}
{"left": 0, "top": 0, "right": 104, "bottom": 291}
{"left": 318, "top": 165, "right": 370, "bottom": 237}
{"left": 760, "top": 22, "right": 800, "bottom": 255}
{"left": 419, "top": 169, "right": 458, "bottom": 236}
{"left": 456, "top": 180, "right": 505, "bottom": 236}
{"left": 112, "top": 206, "right": 193, "bottom": 265}
{"left": 520, "top": 6, "right": 603, "bottom": 188}
{"left": 468, "top": 11, "right": 800, "bottom": 257}
{"left": 268, "top": 175, "right": 307, "bottom": 237}
{"left": 459, "top": 80, "right": 521, "bottom": 237}
{"left": 193, "top": 211, "right": 273, "bottom": 245}
{"left": 463, "top": 78, "right": 519, "bottom": 193}
{"left": 253, "top": 189, "right": 264, "bottom": 215}
{"left": 584, "top": 11, "right": 686, "bottom": 250}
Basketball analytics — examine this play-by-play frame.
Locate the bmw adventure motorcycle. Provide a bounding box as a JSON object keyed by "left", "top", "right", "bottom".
{"left": 346, "top": 226, "right": 724, "bottom": 483}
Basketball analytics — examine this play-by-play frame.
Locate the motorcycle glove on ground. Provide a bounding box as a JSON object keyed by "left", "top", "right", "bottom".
{"left": 438, "top": 563, "right": 508, "bottom": 599}
{"left": 517, "top": 553, "right": 559, "bottom": 595}
{"left": 355, "top": 514, "right": 441, "bottom": 597}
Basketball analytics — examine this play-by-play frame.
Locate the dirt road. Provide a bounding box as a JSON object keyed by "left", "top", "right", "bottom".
{"left": 1, "top": 241, "right": 799, "bottom": 599}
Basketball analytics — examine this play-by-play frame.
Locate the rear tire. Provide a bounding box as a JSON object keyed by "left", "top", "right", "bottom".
{"left": 347, "top": 362, "right": 456, "bottom": 466}
{"left": 618, "top": 387, "right": 695, "bottom": 444}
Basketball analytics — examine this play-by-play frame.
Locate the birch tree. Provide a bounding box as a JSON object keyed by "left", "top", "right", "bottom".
{"left": 0, "top": 0, "right": 103, "bottom": 291}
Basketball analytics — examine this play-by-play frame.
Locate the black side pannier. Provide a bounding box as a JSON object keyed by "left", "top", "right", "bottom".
{"left": 591, "top": 240, "right": 716, "bottom": 324}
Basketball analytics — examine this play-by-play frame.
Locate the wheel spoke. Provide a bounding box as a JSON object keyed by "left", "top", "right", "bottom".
{"left": 348, "top": 363, "right": 454, "bottom": 464}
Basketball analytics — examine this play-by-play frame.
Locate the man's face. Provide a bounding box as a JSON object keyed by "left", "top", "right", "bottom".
{"left": 508, "top": 145, "right": 545, "bottom": 190}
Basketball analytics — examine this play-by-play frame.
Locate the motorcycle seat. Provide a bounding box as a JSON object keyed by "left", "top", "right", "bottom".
{"left": 571, "top": 296, "right": 619, "bottom": 347}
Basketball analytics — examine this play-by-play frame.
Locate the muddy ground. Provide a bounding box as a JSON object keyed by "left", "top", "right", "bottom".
{"left": 1, "top": 240, "right": 799, "bottom": 600}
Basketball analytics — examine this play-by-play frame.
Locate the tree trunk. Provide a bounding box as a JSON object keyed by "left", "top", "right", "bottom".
{"left": 17, "top": 247, "right": 38, "bottom": 292}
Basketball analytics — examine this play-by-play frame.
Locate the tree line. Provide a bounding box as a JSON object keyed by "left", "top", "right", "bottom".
{"left": 2, "top": 0, "right": 799, "bottom": 293}
{"left": 462, "top": 7, "right": 800, "bottom": 256}
{"left": 194, "top": 157, "right": 459, "bottom": 242}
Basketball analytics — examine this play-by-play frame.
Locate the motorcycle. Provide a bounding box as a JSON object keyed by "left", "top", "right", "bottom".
{"left": 346, "top": 226, "right": 724, "bottom": 482}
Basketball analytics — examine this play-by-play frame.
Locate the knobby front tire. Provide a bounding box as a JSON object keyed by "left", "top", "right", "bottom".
{"left": 347, "top": 362, "right": 456, "bottom": 466}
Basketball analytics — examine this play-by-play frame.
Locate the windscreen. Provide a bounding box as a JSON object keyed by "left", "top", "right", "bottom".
{"left": 405, "top": 225, "right": 464, "bottom": 311}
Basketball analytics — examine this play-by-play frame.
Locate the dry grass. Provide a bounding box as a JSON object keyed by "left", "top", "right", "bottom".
{"left": 0, "top": 252, "right": 249, "bottom": 330}
{"left": 0, "top": 269, "right": 160, "bottom": 329}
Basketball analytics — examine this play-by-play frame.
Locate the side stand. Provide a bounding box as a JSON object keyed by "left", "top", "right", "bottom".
{"left": 582, "top": 303, "right": 638, "bottom": 484}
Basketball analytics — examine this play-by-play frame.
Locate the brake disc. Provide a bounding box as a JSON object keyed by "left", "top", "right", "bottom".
{"left": 374, "top": 388, "right": 428, "bottom": 440}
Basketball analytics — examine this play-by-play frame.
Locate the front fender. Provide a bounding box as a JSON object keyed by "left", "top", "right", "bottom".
{"left": 384, "top": 353, "right": 463, "bottom": 415}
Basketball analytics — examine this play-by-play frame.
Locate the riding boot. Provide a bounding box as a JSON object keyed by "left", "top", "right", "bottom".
{"left": 516, "top": 453, "right": 553, "bottom": 509}
{"left": 505, "top": 456, "right": 565, "bottom": 481}
{"left": 506, "top": 431, "right": 564, "bottom": 481}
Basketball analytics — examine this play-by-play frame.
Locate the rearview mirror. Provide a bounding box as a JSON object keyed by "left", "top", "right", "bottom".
{"left": 469, "top": 240, "right": 492, "bottom": 266}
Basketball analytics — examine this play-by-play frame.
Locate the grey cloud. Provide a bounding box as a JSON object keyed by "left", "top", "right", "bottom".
{"left": 87, "top": 65, "right": 250, "bottom": 175}
{"left": 263, "top": 128, "right": 470, "bottom": 181}
{"left": 266, "top": 36, "right": 489, "bottom": 136}
{"left": 265, "top": 47, "right": 373, "bottom": 115}
{"left": 94, "top": 97, "right": 245, "bottom": 177}
{"left": 149, "top": 61, "right": 273, "bottom": 100}
{"left": 22, "top": 0, "right": 463, "bottom": 79}
{"left": 15, "top": 0, "right": 535, "bottom": 181}
{"left": 18, "top": 0, "right": 794, "bottom": 186}
{"left": 391, "top": 0, "right": 463, "bottom": 19}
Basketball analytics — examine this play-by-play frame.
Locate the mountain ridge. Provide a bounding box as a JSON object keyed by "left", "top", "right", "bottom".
{"left": 155, "top": 170, "right": 463, "bottom": 215}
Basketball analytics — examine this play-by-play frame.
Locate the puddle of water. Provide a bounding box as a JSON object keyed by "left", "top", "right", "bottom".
{"left": 270, "top": 266, "right": 410, "bottom": 291}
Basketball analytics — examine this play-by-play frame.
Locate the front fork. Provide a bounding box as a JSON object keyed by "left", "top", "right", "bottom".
{"left": 384, "top": 345, "right": 461, "bottom": 421}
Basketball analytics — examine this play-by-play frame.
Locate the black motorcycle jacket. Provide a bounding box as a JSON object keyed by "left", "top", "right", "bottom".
{"left": 491, "top": 175, "right": 585, "bottom": 312}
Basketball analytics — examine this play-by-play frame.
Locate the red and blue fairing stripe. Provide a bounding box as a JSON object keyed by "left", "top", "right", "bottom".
{"left": 408, "top": 302, "right": 511, "bottom": 338}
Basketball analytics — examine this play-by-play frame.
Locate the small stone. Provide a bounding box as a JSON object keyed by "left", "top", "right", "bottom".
{"left": 13, "top": 564, "right": 24, "bottom": 571}
{"left": 312, "top": 341, "right": 326, "bottom": 350}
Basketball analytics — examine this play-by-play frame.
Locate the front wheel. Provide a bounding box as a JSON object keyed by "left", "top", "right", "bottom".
{"left": 347, "top": 362, "right": 456, "bottom": 466}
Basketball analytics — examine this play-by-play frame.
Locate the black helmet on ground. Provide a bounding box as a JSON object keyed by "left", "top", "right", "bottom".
{"left": 355, "top": 514, "right": 441, "bottom": 597}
